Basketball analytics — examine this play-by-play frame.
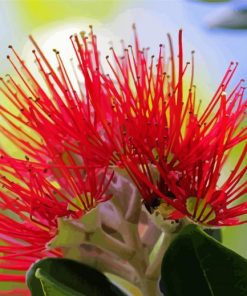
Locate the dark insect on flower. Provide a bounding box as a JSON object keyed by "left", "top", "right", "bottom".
{"left": 143, "top": 195, "right": 162, "bottom": 214}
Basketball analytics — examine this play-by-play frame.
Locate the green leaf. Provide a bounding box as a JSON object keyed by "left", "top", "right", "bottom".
{"left": 204, "top": 228, "right": 222, "bottom": 242}
{"left": 34, "top": 268, "right": 84, "bottom": 296}
{"left": 27, "top": 258, "right": 127, "bottom": 296}
{"left": 160, "top": 224, "right": 247, "bottom": 296}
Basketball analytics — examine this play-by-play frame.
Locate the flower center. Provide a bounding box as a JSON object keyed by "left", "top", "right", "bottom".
{"left": 186, "top": 197, "right": 216, "bottom": 225}
{"left": 67, "top": 193, "right": 95, "bottom": 212}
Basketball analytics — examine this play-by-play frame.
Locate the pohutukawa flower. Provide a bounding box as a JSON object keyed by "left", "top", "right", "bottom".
{"left": 0, "top": 162, "right": 60, "bottom": 293}
{"left": 0, "top": 26, "right": 116, "bottom": 294}
{"left": 0, "top": 150, "right": 112, "bottom": 294}
{"left": 0, "top": 24, "right": 246, "bottom": 294}
{"left": 0, "top": 152, "right": 113, "bottom": 218}
{"left": 0, "top": 33, "right": 116, "bottom": 166}
{"left": 103, "top": 27, "right": 247, "bottom": 227}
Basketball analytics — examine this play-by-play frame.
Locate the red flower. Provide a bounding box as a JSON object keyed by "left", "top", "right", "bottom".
{"left": 1, "top": 26, "right": 247, "bottom": 227}
{"left": 101, "top": 28, "right": 247, "bottom": 226}
{"left": 0, "top": 25, "right": 246, "bottom": 294}
{"left": 0, "top": 151, "right": 113, "bottom": 219}
{"left": 0, "top": 165, "right": 59, "bottom": 294}
{"left": 0, "top": 26, "right": 115, "bottom": 293}
{"left": 0, "top": 150, "right": 112, "bottom": 294}
{"left": 0, "top": 32, "right": 117, "bottom": 166}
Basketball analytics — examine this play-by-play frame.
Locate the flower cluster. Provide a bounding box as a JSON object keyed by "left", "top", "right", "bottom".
{"left": 0, "top": 25, "right": 246, "bottom": 293}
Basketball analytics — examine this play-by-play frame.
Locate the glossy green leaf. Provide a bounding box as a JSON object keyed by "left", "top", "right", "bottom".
{"left": 27, "top": 258, "right": 127, "bottom": 296}
{"left": 34, "top": 268, "right": 84, "bottom": 296}
{"left": 204, "top": 228, "right": 222, "bottom": 242}
{"left": 160, "top": 224, "right": 247, "bottom": 296}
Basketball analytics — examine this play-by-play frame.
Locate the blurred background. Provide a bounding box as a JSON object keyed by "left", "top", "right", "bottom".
{"left": 0, "top": 0, "right": 246, "bottom": 265}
